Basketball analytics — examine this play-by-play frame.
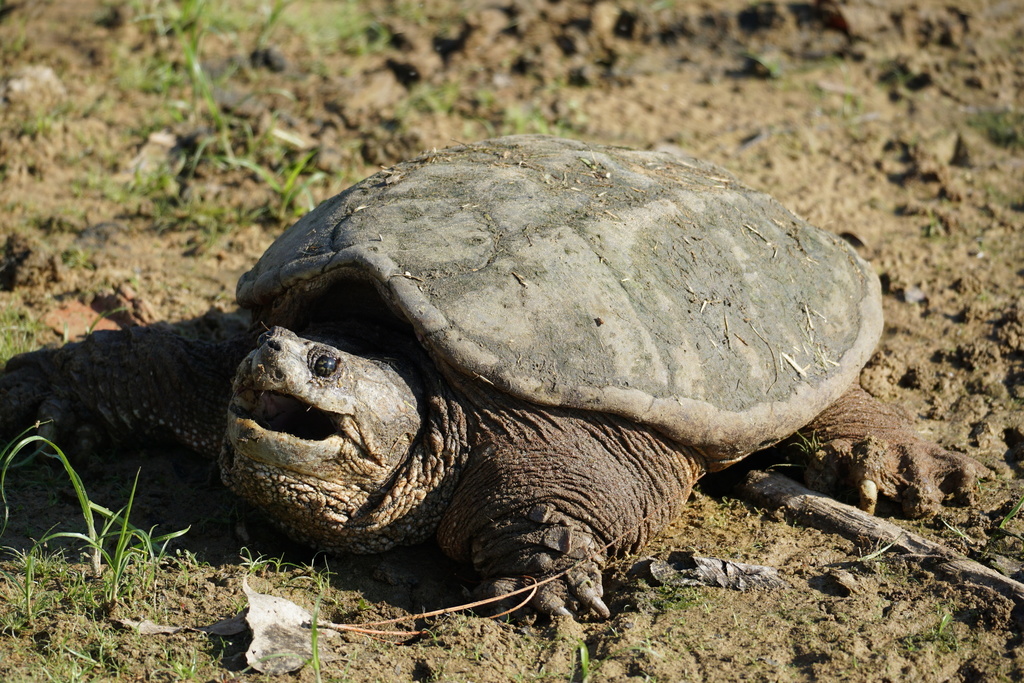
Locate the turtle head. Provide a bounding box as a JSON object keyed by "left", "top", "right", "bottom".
{"left": 220, "top": 325, "right": 438, "bottom": 552}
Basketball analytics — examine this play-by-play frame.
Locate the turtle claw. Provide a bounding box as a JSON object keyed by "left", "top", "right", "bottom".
{"left": 568, "top": 565, "right": 610, "bottom": 619}
{"left": 474, "top": 560, "right": 610, "bottom": 620}
{"left": 462, "top": 501, "right": 615, "bottom": 619}
{"left": 805, "top": 433, "right": 985, "bottom": 518}
{"left": 858, "top": 478, "right": 878, "bottom": 515}
{"left": 799, "top": 386, "right": 987, "bottom": 518}
{"left": 575, "top": 586, "right": 610, "bottom": 619}
{"left": 531, "top": 584, "right": 571, "bottom": 616}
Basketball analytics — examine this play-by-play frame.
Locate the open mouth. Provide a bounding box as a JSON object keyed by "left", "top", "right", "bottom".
{"left": 236, "top": 389, "right": 339, "bottom": 441}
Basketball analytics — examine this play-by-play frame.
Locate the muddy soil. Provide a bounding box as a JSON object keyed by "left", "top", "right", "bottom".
{"left": 1, "top": 1, "right": 1023, "bottom": 681}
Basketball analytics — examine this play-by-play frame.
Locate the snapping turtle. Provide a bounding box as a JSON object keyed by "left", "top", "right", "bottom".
{"left": 1, "top": 135, "right": 982, "bottom": 617}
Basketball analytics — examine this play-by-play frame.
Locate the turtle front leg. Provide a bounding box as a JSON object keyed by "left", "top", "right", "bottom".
{"left": 795, "top": 384, "right": 987, "bottom": 517}
{"left": 443, "top": 467, "right": 612, "bottom": 618}
{"left": 436, "top": 409, "right": 703, "bottom": 619}
{"left": 1, "top": 327, "right": 250, "bottom": 458}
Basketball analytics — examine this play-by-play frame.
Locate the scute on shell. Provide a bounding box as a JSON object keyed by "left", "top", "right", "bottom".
{"left": 237, "top": 135, "right": 882, "bottom": 464}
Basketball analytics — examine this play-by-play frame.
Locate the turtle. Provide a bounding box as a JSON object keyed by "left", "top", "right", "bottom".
{"left": 0, "top": 135, "right": 983, "bottom": 618}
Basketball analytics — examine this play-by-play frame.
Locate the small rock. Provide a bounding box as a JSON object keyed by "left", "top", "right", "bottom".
{"left": 902, "top": 286, "right": 927, "bottom": 304}
{"left": 313, "top": 145, "right": 348, "bottom": 174}
{"left": 591, "top": 2, "right": 621, "bottom": 44}
{"left": 824, "top": 568, "right": 860, "bottom": 596}
{"left": 121, "top": 130, "right": 184, "bottom": 181}
{"left": 923, "top": 130, "right": 969, "bottom": 167}
{"left": 250, "top": 46, "right": 288, "bottom": 72}
{"left": 1, "top": 65, "right": 67, "bottom": 107}
{"left": 213, "top": 86, "right": 267, "bottom": 118}
{"left": 75, "top": 221, "right": 129, "bottom": 251}
{"left": 465, "top": 7, "right": 508, "bottom": 45}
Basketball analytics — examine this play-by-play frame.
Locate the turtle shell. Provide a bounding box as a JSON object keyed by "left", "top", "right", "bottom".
{"left": 237, "top": 135, "right": 882, "bottom": 466}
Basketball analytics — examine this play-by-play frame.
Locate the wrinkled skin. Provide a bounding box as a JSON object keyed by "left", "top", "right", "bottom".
{"left": 797, "top": 385, "right": 985, "bottom": 518}
{"left": 219, "top": 325, "right": 468, "bottom": 555}
{"left": 0, "top": 321, "right": 985, "bottom": 618}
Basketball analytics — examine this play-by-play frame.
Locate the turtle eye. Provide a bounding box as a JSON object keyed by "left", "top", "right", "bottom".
{"left": 312, "top": 355, "right": 338, "bottom": 378}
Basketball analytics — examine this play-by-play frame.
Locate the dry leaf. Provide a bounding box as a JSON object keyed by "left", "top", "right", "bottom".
{"left": 242, "top": 577, "right": 337, "bottom": 674}
{"left": 118, "top": 609, "right": 249, "bottom": 637}
{"left": 117, "top": 618, "right": 185, "bottom": 635}
{"left": 643, "top": 552, "right": 790, "bottom": 591}
{"left": 198, "top": 610, "right": 249, "bottom": 636}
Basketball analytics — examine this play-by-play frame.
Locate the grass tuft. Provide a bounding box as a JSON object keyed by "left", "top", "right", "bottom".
{"left": 968, "top": 110, "right": 1024, "bottom": 150}
{"left": 0, "top": 308, "right": 45, "bottom": 366}
{"left": 1, "top": 434, "right": 189, "bottom": 610}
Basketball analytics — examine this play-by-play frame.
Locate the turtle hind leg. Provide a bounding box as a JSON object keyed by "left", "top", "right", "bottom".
{"left": 794, "top": 384, "right": 986, "bottom": 518}
{"left": 1, "top": 327, "right": 250, "bottom": 459}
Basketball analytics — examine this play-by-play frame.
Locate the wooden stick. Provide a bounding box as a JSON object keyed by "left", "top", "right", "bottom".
{"left": 737, "top": 470, "right": 1024, "bottom": 603}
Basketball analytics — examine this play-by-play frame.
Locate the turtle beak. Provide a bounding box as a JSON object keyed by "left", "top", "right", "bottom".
{"left": 226, "top": 385, "right": 379, "bottom": 479}
{"left": 237, "top": 388, "right": 339, "bottom": 442}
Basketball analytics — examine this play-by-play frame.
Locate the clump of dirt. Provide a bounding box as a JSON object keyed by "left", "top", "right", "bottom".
{"left": 0, "top": 234, "right": 61, "bottom": 291}
{"left": 0, "top": 0, "right": 1022, "bottom": 681}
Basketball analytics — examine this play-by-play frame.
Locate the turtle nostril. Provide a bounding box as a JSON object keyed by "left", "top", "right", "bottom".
{"left": 258, "top": 330, "right": 283, "bottom": 351}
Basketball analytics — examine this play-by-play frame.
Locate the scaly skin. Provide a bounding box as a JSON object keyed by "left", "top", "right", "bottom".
{"left": 0, "top": 324, "right": 985, "bottom": 619}
{"left": 0, "top": 327, "right": 248, "bottom": 457}
{"left": 795, "top": 385, "right": 986, "bottom": 518}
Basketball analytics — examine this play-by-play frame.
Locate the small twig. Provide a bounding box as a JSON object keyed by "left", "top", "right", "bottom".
{"left": 780, "top": 352, "right": 808, "bottom": 377}
{"left": 741, "top": 223, "right": 770, "bottom": 245}
{"left": 318, "top": 581, "right": 540, "bottom": 640}
{"left": 746, "top": 320, "right": 779, "bottom": 392}
{"left": 319, "top": 518, "right": 636, "bottom": 640}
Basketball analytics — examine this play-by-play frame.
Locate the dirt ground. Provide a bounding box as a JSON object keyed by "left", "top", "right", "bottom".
{"left": 1, "top": 0, "right": 1023, "bottom": 681}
